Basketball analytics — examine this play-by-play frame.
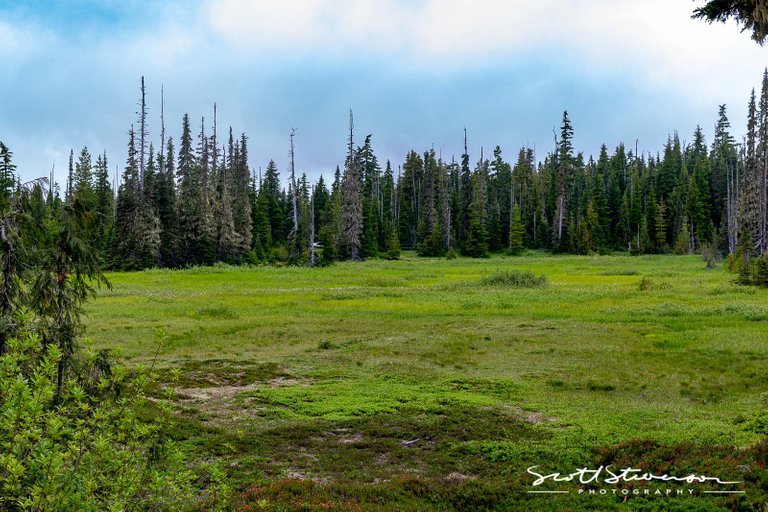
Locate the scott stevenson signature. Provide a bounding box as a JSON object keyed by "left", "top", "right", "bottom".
{"left": 527, "top": 465, "right": 743, "bottom": 486}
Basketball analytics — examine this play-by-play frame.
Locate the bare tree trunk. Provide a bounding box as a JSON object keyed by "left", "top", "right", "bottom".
{"left": 288, "top": 129, "right": 299, "bottom": 247}
{"left": 139, "top": 76, "right": 148, "bottom": 191}
{"left": 760, "top": 149, "right": 768, "bottom": 254}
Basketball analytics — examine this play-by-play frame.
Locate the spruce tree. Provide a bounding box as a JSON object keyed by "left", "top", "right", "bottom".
{"left": 176, "top": 115, "right": 215, "bottom": 266}
{"left": 233, "top": 133, "right": 253, "bottom": 255}
{"left": 0, "top": 142, "right": 16, "bottom": 214}
{"left": 508, "top": 202, "right": 524, "bottom": 255}
{"left": 156, "top": 137, "right": 177, "bottom": 267}
{"left": 655, "top": 200, "right": 668, "bottom": 252}
{"left": 675, "top": 217, "right": 691, "bottom": 255}
{"left": 386, "top": 227, "right": 401, "bottom": 260}
{"left": 93, "top": 152, "right": 114, "bottom": 259}
{"left": 113, "top": 127, "right": 160, "bottom": 269}
{"left": 553, "top": 111, "right": 574, "bottom": 249}
{"left": 463, "top": 167, "right": 489, "bottom": 258}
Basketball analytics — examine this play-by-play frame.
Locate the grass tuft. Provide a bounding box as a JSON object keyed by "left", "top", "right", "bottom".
{"left": 480, "top": 269, "right": 547, "bottom": 288}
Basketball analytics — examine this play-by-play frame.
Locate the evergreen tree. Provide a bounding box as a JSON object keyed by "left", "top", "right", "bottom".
{"left": 675, "top": 216, "right": 691, "bottom": 255}
{"left": 553, "top": 111, "right": 574, "bottom": 249}
{"left": 113, "top": 127, "right": 160, "bottom": 269}
{"left": 459, "top": 129, "right": 472, "bottom": 248}
{"left": 0, "top": 142, "right": 16, "bottom": 214}
{"left": 655, "top": 200, "right": 668, "bottom": 252}
{"left": 463, "top": 163, "right": 489, "bottom": 258}
{"left": 233, "top": 133, "right": 253, "bottom": 255}
{"left": 693, "top": 1, "right": 768, "bottom": 44}
{"left": 72, "top": 147, "right": 97, "bottom": 214}
{"left": 340, "top": 111, "right": 363, "bottom": 260}
{"left": 386, "top": 228, "right": 401, "bottom": 260}
{"left": 176, "top": 114, "right": 215, "bottom": 266}
{"left": 156, "top": 137, "right": 177, "bottom": 267}
{"left": 508, "top": 202, "right": 524, "bottom": 255}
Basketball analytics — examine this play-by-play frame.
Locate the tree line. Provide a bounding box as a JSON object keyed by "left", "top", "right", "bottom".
{"left": 1, "top": 73, "right": 767, "bottom": 280}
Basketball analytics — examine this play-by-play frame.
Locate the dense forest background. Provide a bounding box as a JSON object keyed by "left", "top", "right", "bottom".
{"left": 2, "top": 72, "right": 768, "bottom": 274}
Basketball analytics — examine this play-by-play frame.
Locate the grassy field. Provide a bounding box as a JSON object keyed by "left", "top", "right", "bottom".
{"left": 86, "top": 253, "right": 768, "bottom": 511}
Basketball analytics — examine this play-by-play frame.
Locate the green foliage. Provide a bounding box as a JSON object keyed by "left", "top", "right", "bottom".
{"left": 674, "top": 217, "right": 691, "bottom": 255}
{"left": 754, "top": 253, "right": 768, "bottom": 285}
{"left": 85, "top": 254, "right": 768, "bottom": 510}
{"left": 480, "top": 269, "right": 547, "bottom": 288}
{"left": 508, "top": 203, "right": 524, "bottom": 255}
{"left": 693, "top": 0, "right": 768, "bottom": 44}
{"left": 700, "top": 240, "right": 722, "bottom": 270}
{"left": 462, "top": 215, "right": 489, "bottom": 258}
{"left": 638, "top": 276, "right": 671, "bottom": 291}
{"left": 385, "top": 229, "right": 401, "bottom": 260}
{"left": 0, "top": 330, "right": 230, "bottom": 510}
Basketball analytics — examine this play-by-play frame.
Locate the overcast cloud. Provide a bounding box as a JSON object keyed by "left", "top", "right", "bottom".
{"left": 0, "top": 0, "right": 765, "bottom": 184}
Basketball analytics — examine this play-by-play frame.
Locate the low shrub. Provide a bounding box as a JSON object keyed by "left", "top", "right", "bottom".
{"left": 480, "top": 270, "right": 547, "bottom": 288}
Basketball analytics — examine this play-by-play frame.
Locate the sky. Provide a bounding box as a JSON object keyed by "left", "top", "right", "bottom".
{"left": 1, "top": 0, "right": 766, "bottom": 185}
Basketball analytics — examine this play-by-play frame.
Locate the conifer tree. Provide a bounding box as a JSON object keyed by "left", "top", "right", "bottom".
{"left": 93, "top": 152, "right": 114, "bottom": 258}
{"left": 233, "top": 133, "right": 253, "bottom": 255}
{"left": 386, "top": 228, "right": 401, "bottom": 260}
{"left": 554, "top": 111, "right": 574, "bottom": 249}
{"left": 113, "top": 127, "right": 160, "bottom": 269}
{"left": 508, "top": 202, "right": 524, "bottom": 255}
{"left": 463, "top": 162, "right": 489, "bottom": 258}
{"left": 759, "top": 69, "right": 768, "bottom": 253}
{"left": 459, "top": 129, "right": 472, "bottom": 247}
{"left": 341, "top": 111, "right": 363, "bottom": 261}
{"left": 73, "top": 147, "right": 97, "bottom": 214}
{"left": 675, "top": 217, "right": 692, "bottom": 255}
{"left": 156, "top": 137, "right": 177, "bottom": 267}
{"left": 0, "top": 142, "right": 15, "bottom": 213}
{"left": 693, "top": 1, "right": 768, "bottom": 44}
{"left": 215, "top": 156, "right": 241, "bottom": 264}
{"left": 655, "top": 200, "right": 668, "bottom": 252}
{"left": 176, "top": 115, "right": 215, "bottom": 266}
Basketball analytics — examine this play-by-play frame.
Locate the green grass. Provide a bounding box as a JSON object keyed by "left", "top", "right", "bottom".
{"left": 87, "top": 253, "right": 768, "bottom": 511}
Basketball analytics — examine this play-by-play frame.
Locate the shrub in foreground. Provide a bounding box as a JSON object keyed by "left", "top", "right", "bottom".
{"left": 0, "top": 330, "right": 230, "bottom": 511}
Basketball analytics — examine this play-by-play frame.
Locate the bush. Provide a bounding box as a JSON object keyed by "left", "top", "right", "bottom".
{"left": 0, "top": 330, "right": 230, "bottom": 510}
{"left": 638, "top": 276, "right": 672, "bottom": 291}
{"left": 754, "top": 254, "right": 768, "bottom": 286}
{"left": 386, "top": 231, "right": 401, "bottom": 260}
{"left": 480, "top": 269, "right": 546, "bottom": 288}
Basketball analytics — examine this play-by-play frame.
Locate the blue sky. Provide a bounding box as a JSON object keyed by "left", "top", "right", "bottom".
{"left": 1, "top": 0, "right": 766, "bottom": 185}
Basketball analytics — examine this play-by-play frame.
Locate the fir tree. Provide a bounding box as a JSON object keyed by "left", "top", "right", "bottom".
{"left": 0, "top": 142, "right": 16, "bottom": 213}
{"left": 386, "top": 228, "right": 401, "bottom": 260}
{"left": 93, "top": 151, "right": 114, "bottom": 259}
{"left": 156, "top": 137, "right": 177, "bottom": 267}
{"left": 463, "top": 167, "right": 489, "bottom": 258}
{"left": 655, "top": 200, "right": 668, "bottom": 252}
{"left": 675, "top": 217, "right": 691, "bottom": 255}
{"left": 508, "top": 202, "right": 524, "bottom": 255}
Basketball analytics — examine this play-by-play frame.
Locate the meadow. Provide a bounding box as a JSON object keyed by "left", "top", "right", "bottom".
{"left": 86, "top": 253, "right": 768, "bottom": 511}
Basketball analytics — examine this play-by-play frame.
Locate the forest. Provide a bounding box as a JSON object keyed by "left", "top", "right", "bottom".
{"left": 2, "top": 70, "right": 768, "bottom": 283}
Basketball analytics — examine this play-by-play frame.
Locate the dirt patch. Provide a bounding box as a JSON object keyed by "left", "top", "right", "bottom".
{"left": 500, "top": 405, "right": 557, "bottom": 424}
{"left": 173, "top": 376, "right": 309, "bottom": 426}
{"left": 177, "top": 383, "right": 261, "bottom": 402}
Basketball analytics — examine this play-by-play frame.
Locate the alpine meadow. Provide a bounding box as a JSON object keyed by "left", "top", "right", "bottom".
{"left": 2, "top": 1, "right": 768, "bottom": 511}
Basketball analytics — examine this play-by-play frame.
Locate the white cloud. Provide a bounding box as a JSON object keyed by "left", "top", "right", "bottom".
{"left": 0, "top": 20, "right": 51, "bottom": 62}
{"left": 205, "top": 0, "right": 766, "bottom": 104}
